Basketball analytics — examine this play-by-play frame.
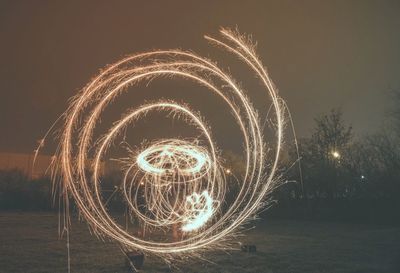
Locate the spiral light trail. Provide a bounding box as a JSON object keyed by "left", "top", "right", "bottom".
{"left": 46, "top": 28, "right": 285, "bottom": 257}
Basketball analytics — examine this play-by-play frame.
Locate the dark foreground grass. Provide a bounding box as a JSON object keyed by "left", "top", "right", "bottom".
{"left": 0, "top": 212, "right": 399, "bottom": 273}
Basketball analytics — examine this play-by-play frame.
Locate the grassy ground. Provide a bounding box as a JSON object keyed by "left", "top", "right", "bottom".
{"left": 0, "top": 212, "right": 399, "bottom": 273}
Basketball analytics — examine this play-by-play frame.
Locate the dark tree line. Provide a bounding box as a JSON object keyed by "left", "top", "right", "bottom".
{"left": 0, "top": 170, "right": 52, "bottom": 210}
{"left": 273, "top": 91, "right": 400, "bottom": 223}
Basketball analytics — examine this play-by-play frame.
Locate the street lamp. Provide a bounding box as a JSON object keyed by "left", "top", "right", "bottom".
{"left": 331, "top": 151, "right": 340, "bottom": 159}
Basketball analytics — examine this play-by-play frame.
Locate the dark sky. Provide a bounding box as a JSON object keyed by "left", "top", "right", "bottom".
{"left": 1, "top": 0, "right": 399, "bottom": 153}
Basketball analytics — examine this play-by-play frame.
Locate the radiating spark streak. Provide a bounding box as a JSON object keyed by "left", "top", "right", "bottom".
{"left": 40, "top": 28, "right": 285, "bottom": 256}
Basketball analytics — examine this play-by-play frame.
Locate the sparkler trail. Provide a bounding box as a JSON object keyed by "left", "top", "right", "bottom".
{"left": 41, "top": 28, "right": 286, "bottom": 259}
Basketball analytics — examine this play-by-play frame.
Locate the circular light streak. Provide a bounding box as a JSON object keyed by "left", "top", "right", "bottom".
{"left": 122, "top": 138, "right": 223, "bottom": 231}
{"left": 47, "top": 28, "right": 285, "bottom": 256}
{"left": 136, "top": 140, "right": 210, "bottom": 176}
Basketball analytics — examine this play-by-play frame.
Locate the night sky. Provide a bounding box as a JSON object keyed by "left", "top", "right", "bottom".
{"left": 1, "top": 0, "right": 399, "bottom": 153}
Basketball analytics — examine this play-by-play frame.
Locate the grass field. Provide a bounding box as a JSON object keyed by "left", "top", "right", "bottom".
{"left": 0, "top": 212, "right": 399, "bottom": 273}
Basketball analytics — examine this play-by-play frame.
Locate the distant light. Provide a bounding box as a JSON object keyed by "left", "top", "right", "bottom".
{"left": 361, "top": 175, "right": 365, "bottom": 179}
{"left": 332, "top": 151, "right": 340, "bottom": 159}
{"left": 226, "top": 169, "right": 231, "bottom": 174}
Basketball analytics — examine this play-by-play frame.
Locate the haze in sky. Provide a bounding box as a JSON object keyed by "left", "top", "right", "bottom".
{"left": 1, "top": 0, "right": 399, "bottom": 153}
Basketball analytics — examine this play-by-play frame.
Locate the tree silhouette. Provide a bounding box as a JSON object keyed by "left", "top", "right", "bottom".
{"left": 298, "top": 109, "right": 353, "bottom": 199}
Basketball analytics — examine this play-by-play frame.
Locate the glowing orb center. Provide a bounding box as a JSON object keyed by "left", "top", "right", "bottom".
{"left": 124, "top": 139, "right": 219, "bottom": 232}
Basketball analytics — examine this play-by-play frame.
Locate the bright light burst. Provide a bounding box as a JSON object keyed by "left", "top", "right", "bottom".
{"left": 43, "top": 28, "right": 286, "bottom": 257}
{"left": 123, "top": 138, "right": 223, "bottom": 232}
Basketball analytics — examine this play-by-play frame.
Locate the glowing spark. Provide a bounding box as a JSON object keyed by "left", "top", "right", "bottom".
{"left": 40, "top": 28, "right": 286, "bottom": 257}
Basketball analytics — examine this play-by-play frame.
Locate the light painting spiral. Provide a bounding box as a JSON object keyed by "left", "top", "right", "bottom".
{"left": 47, "top": 28, "right": 285, "bottom": 257}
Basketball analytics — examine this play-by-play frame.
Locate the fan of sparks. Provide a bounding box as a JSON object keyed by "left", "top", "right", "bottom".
{"left": 48, "top": 28, "right": 285, "bottom": 256}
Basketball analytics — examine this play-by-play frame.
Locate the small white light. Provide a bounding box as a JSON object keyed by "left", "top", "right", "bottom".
{"left": 332, "top": 151, "right": 340, "bottom": 159}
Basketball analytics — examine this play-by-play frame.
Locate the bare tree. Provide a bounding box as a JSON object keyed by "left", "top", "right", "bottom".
{"left": 299, "top": 109, "right": 353, "bottom": 199}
